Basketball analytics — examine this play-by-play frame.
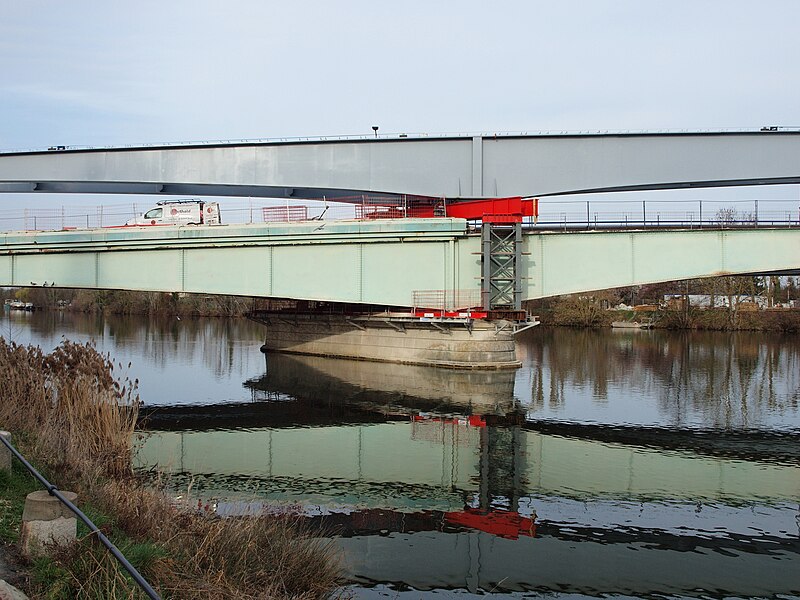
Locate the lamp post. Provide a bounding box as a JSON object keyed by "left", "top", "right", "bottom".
{"left": 372, "top": 126, "right": 379, "bottom": 138}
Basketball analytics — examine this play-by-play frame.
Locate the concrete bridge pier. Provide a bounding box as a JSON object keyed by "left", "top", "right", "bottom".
{"left": 251, "top": 310, "right": 538, "bottom": 369}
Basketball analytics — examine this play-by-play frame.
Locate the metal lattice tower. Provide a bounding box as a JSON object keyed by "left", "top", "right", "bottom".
{"left": 481, "top": 222, "right": 522, "bottom": 310}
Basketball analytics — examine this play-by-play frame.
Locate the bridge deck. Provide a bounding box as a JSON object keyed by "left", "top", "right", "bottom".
{"left": 1, "top": 219, "right": 799, "bottom": 305}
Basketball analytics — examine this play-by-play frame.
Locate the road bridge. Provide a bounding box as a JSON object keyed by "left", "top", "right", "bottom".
{"left": 1, "top": 129, "right": 799, "bottom": 367}
{"left": 1, "top": 220, "right": 799, "bottom": 367}
{"left": 2, "top": 220, "right": 798, "bottom": 304}
{"left": 1, "top": 130, "right": 799, "bottom": 199}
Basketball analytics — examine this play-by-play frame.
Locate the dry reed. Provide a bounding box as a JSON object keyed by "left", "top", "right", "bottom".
{"left": 0, "top": 338, "right": 341, "bottom": 599}
{"left": 87, "top": 478, "right": 340, "bottom": 599}
{"left": 0, "top": 339, "right": 139, "bottom": 479}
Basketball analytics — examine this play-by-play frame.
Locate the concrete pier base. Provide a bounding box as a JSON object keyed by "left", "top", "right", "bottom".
{"left": 20, "top": 490, "right": 78, "bottom": 557}
{"left": 0, "top": 431, "right": 11, "bottom": 473}
{"left": 251, "top": 312, "right": 536, "bottom": 369}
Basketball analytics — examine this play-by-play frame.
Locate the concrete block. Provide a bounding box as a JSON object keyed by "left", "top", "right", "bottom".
{"left": 0, "top": 432, "right": 10, "bottom": 473}
{"left": 0, "top": 579, "right": 29, "bottom": 600}
{"left": 19, "top": 490, "right": 78, "bottom": 557}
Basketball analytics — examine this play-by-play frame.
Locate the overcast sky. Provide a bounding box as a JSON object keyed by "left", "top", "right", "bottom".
{"left": 0, "top": 0, "right": 798, "bottom": 224}
{"left": 2, "top": 0, "right": 799, "bottom": 150}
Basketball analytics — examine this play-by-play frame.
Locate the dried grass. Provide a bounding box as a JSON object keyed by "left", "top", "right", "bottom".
{"left": 87, "top": 478, "right": 341, "bottom": 599}
{"left": 0, "top": 339, "right": 341, "bottom": 599}
{"left": 0, "top": 339, "right": 139, "bottom": 479}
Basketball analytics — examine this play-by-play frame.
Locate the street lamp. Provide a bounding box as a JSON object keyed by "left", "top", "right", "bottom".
{"left": 372, "top": 126, "right": 379, "bottom": 138}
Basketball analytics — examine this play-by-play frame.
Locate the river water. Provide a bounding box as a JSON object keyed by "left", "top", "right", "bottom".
{"left": 3, "top": 309, "right": 800, "bottom": 598}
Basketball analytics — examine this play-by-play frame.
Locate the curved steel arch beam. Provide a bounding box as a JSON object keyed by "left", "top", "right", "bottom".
{"left": 0, "top": 131, "right": 799, "bottom": 199}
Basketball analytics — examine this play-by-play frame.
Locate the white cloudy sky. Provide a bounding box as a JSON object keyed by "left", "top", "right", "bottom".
{"left": 1, "top": 0, "right": 798, "bottom": 149}
{"left": 0, "top": 0, "right": 798, "bottom": 224}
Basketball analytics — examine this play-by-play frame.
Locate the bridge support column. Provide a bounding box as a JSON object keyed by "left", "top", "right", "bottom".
{"left": 472, "top": 136, "right": 483, "bottom": 196}
{"left": 481, "top": 222, "right": 523, "bottom": 311}
{"left": 250, "top": 311, "right": 532, "bottom": 369}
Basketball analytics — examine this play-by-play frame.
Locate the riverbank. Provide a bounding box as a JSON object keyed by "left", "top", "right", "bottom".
{"left": 0, "top": 339, "right": 340, "bottom": 599}
{"left": 535, "top": 299, "right": 800, "bottom": 331}
{"left": 8, "top": 287, "right": 800, "bottom": 332}
{"left": 6, "top": 288, "right": 253, "bottom": 318}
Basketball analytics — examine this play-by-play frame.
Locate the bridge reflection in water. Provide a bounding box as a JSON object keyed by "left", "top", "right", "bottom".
{"left": 137, "top": 353, "right": 800, "bottom": 597}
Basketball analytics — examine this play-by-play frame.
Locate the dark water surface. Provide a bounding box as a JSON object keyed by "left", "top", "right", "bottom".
{"left": 4, "top": 310, "right": 800, "bottom": 598}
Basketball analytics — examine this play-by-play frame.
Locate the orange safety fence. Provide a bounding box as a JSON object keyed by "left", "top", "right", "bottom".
{"left": 262, "top": 206, "right": 309, "bottom": 222}
{"left": 354, "top": 205, "right": 441, "bottom": 220}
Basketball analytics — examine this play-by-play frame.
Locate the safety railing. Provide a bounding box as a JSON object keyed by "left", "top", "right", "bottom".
{"left": 4, "top": 127, "right": 798, "bottom": 155}
{"left": 0, "top": 434, "right": 161, "bottom": 600}
{"left": 1, "top": 197, "right": 799, "bottom": 233}
{"left": 533, "top": 199, "right": 800, "bottom": 231}
{"left": 262, "top": 205, "right": 308, "bottom": 222}
{"left": 412, "top": 289, "right": 482, "bottom": 311}
{"left": 354, "top": 205, "right": 439, "bottom": 219}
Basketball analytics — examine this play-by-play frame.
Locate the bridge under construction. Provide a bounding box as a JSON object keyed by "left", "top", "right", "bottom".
{"left": 1, "top": 129, "right": 799, "bottom": 367}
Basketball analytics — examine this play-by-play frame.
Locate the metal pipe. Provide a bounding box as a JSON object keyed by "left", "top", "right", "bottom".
{"left": 0, "top": 435, "right": 161, "bottom": 600}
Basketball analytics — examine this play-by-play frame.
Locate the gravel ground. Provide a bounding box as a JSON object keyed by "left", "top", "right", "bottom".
{"left": 0, "top": 544, "right": 25, "bottom": 590}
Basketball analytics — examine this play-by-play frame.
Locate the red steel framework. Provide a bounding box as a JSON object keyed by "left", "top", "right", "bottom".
{"left": 259, "top": 196, "right": 538, "bottom": 319}
{"left": 277, "top": 195, "right": 539, "bottom": 223}
{"left": 413, "top": 196, "right": 539, "bottom": 223}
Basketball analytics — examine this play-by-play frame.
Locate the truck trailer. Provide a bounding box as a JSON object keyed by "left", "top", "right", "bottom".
{"left": 126, "top": 200, "right": 221, "bottom": 226}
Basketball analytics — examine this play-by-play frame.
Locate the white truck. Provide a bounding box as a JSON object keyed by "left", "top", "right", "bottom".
{"left": 126, "top": 200, "right": 221, "bottom": 226}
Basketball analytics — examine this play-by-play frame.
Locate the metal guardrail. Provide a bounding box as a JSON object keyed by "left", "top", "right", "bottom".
{"left": 0, "top": 434, "right": 161, "bottom": 600}
{"left": 413, "top": 289, "right": 482, "bottom": 311}
{"left": 1, "top": 198, "right": 799, "bottom": 232}
{"left": 529, "top": 217, "right": 800, "bottom": 231}
{"left": 2, "top": 127, "right": 799, "bottom": 155}
{"left": 528, "top": 199, "right": 800, "bottom": 231}
{"left": 262, "top": 205, "right": 309, "bottom": 222}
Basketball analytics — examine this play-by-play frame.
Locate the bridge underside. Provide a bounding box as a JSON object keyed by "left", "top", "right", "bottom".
{"left": 1, "top": 176, "right": 800, "bottom": 203}
{"left": 1, "top": 220, "right": 798, "bottom": 303}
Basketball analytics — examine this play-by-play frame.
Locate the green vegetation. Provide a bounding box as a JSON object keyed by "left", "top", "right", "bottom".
{"left": 0, "top": 339, "right": 341, "bottom": 599}
{"left": 0, "top": 460, "right": 39, "bottom": 545}
{"left": 27, "top": 513, "right": 167, "bottom": 600}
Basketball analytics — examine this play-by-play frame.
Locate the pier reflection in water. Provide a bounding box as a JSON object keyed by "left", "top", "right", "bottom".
{"left": 138, "top": 353, "right": 800, "bottom": 598}
{"left": 4, "top": 311, "right": 800, "bottom": 597}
